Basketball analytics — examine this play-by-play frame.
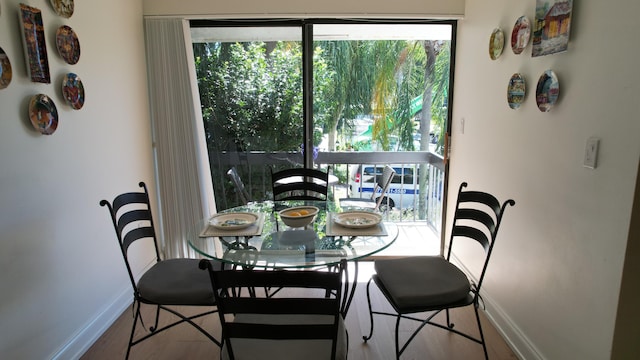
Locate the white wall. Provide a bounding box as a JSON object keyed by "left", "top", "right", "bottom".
{"left": 0, "top": 0, "right": 153, "bottom": 358}
{"left": 450, "top": 0, "right": 640, "bottom": 359}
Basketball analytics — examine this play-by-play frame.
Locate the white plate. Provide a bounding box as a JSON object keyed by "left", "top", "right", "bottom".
{"left": 209, "top": 212, "right": 258, "bottom": 230}
{"left": 334, "top": 211, "right": 382, "bottom": 229}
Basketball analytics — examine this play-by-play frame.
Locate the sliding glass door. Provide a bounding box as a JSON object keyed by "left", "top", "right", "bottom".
{"left": 191, "top": 23, "right": 305, "bottom": 209}
{"left": 191, "top": 20, "right": 454, "bottom": 224}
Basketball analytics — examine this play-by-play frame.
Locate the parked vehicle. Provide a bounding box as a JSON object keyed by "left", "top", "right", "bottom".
{"left": 348, "top": 164, "right": 423, "bottom": 209}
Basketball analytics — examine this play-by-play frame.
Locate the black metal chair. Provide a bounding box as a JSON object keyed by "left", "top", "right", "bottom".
{"left": 227, "top": 166, "right": 252, "bottom": 205}
{"left": 271, "top": 167, "right": 329, "bottom": 202}
{"left": 340, "top": 165, "right": 396, "bottom": 211}
{"left": 362, "top": 182, "right": 515, "bottom": 359}
{"left": 200, "top": 259, "right": 349, "bottom": 360}
{"left": 100, "top": 182, "right": 221, "bottom": 359}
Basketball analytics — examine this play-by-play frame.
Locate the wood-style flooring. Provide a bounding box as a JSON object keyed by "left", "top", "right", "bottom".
{"left": 81, "top": 260, "right": 518, "bottom": 360}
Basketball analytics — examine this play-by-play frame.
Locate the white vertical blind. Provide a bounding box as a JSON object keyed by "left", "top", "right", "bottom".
{"left": 144, "top": 18, "right": 216, "bottom": 259}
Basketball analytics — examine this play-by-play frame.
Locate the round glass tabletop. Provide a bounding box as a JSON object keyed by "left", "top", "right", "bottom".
{"left": 188, "top": 200, "right": 398, "bottom": 269}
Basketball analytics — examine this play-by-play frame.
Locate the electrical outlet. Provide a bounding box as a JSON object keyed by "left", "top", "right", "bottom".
{"left": 583, "top": 137, "right": 599, "bottom": 169}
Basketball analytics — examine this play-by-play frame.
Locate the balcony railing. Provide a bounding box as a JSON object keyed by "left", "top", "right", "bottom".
{"left": 211, "top": 151, "right": 445, "bottom": 232}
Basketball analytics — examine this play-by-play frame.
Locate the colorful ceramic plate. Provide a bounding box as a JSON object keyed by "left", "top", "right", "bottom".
{"left": 489, "top": 28, "right": 505, "bottom": 60}
{"left": 536, "top": 70, "right": 560, "bottom": 112}
{"left": 28, "top": 94, "right": 59, "bottom": 135}
{"left": 507, "top": 73, "right": 526, "bottom": 109}
{"left": 62, "top": 73, "right": 85, "bottom": 110}
{"left": 334, "top": 211, "right": 382, "bottom": 229}
{"left": 511, "top": 16, "right": 531, "bottom": 55}
{"left": 56, "top": 25, "right": 80, "bottom": 65}
{"left": 0, "top": 47, "right": 12, "bottom": 89}
{"left": 50, "top": 0, "right": 74, "bottom": 18}
{"left": 209, "top": 212, "right": 258, "bottom": 230}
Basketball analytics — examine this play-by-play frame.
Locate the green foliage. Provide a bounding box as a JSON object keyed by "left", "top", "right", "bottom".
{"left": 315, "top": 40, "right": 430, "bottom": 151}
{"left": 194, "top": 41, "right": 304, "bottom": 153}
{"left": 194, "top": 38, "right": 450, "bottom": 154}
{"left": 429, "top": 41, "right": 451, "bottom": 155}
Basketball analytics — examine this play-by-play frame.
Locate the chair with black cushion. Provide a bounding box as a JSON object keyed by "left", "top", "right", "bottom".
{"left": 100, "top": 182, "right": 221, "bottom": 359}
{"left": 340, "top": 165, "right": 396, "bottom": 211}
{"left": 227, "top": 166, "right": 252, "bottom": 205}
{"left": 199, "top": 259, "right": 349, "bottom": 360}
{"left": 362, "top": 182, "right": 515, "bottom": 359}
{"left": 271, "top": 167, "right": 329, "bottom": 202}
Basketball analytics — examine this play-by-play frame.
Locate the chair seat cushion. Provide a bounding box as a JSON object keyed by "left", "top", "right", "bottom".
{"left": 221, "top": 314, "right": 348, "bottom": 360}
{"left": 374, "top": 256, "right": 471, "bottom": 313}
{"left": 137, "top": 258, "right": 215, "bottom": 305}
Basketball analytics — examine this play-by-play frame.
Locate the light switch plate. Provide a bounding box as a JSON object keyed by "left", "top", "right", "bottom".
{"left": 583, "top": 137, "right": 599, "bottom": 169}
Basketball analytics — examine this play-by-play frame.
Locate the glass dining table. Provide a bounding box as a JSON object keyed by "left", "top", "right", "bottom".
{"left": 187, "top": 200, "right": 398, "bottom": 314}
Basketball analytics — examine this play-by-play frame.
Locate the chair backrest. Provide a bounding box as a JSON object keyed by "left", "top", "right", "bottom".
{"left": 227, "top": 167, "right": 251, "bottom": 205}
{"left": 271, "top": 167, "right": 329, "bottom": 201}
{"left": 447, "top": 182, "right": 515, "bottom": 291}
{"left": 100, "top": 182, "right": 161, "bottom": 292}
{"left": 373, "top": 165, "right": 397, "bottom": 209}
{"left": 199, "top": 259, "right": 346, "bottom": 360}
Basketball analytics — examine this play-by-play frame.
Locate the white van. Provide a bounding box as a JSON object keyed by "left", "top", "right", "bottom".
{"left": 348, "top": 164, "right": 422, "bottom": 209}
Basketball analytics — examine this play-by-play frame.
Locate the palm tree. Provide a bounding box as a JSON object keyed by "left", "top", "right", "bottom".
{"left": 317, "top": 38, "right": 450, "bottom": 218}
{"left": 314, "top": 41, "right": 376, "bottom": 151}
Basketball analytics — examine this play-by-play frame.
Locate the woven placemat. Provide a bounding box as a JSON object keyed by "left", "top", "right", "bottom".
{"left": 325, "top": 213, "right": 387, "bottom": 237}
{"left": 199, "top": 213, "right": 265, "bottom": 237}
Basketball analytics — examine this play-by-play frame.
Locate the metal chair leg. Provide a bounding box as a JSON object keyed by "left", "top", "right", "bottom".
{"left": 126, "top": 301, "right": 141, "bottom": 360}
{"left": 474, "top": 305, "right": 489, "bottom": 360}
{"left": 446, "top": 308, "right": 454, "bottom": 328}
{"left": 394, "top": 315, "right": 402, "bottom": 360}
{"left": 362, "top": 278, "right": 375, "bottom": 342}
{"left": 150, "top": 304, "right": 160, "bottom": 332}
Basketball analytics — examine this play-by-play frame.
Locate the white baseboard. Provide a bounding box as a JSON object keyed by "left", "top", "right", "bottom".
{"left": 50, "top": 286, "right": 132, "bottom": 360}
{"left": 450, "top": 254, "right": 545, "bottom": 360}
{"left": 50, "top": 259, "right": 159, "bottom": 359}
{"left": 480, "top": 287, "right": 545, "bottom": 360}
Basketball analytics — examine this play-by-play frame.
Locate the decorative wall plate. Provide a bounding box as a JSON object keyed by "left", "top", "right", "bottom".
{"left": 0, "top": 47, "right": 12, "bottom": 89}
{"left": 489, "top": 28, "right": 505, "bottom": 60}
{"left": 507, "top": 73, "right": 526, "bottom": 109}
{"left": 49, "top": 0, "right": 74, "bottom": 18}
{"left": 536, "top": 70, "right": 560, "bottom": 112}
{"left": 511, "top": 16, "right": 531, "bottom": 55}
{"left": 19, "top": 4, "right": 50, "bottom": 83}
{"left": 28, "top": 94, "right": 59, "bottom": 135}
{"left": 62, "top": 73, "right": 85, "bottom": 110}
{"left": 56, "top": 25, "right": 80, "bottom": 65}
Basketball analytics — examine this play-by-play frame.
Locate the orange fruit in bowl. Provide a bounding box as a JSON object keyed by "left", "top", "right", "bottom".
{"left": 298, "top": 209, "right": 309, "bottom": 215}
{"left": 288, "top": 211, "right": 301, "bottom": 217}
